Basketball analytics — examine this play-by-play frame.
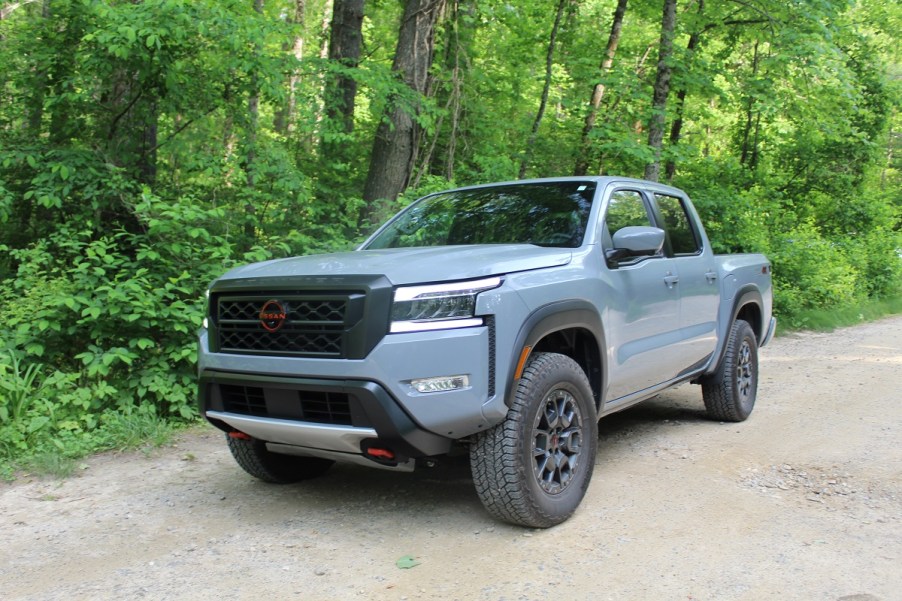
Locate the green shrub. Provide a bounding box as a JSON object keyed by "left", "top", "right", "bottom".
{"left": 0, "top": 191, "right": 281, "bottom": 466}
{"left": 769, "top": 222, "right": 861, "bottom": 317}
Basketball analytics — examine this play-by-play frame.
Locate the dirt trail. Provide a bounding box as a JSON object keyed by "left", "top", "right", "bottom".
{"left": 2, "top": 317, "right": 900, "bottom": 601}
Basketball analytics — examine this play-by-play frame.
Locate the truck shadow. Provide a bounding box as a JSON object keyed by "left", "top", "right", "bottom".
{"left": 211, "top": 388, "right": 714, "bottom": 530}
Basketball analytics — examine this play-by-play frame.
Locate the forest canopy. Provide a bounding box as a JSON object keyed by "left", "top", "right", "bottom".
{"left": 0, "top": 0, "right": 899, "bottom": 462}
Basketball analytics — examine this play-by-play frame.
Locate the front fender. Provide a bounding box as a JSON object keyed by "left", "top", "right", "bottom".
{"left": 503, "top": 300, "right": 607, "bottom": 409}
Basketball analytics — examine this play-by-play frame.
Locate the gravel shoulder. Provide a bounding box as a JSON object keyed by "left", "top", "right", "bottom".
{"left": 2, "top": 317, "right": 900, "bottom": 601}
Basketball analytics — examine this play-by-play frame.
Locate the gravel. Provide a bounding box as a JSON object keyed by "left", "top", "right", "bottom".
{"left": 2, "top": 316, "right": 900, "bottom": 600}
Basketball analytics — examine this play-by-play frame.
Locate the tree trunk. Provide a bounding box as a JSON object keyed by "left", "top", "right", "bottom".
{"left": 24, "top": 0, "right": 51, "bottom": 134}
{"left": 664, "top": 0, "right": 703, "bottom": 182}
{"left": 412, "top": 0, "right": 475, "bottom": 185}
{"left": 321, "top": 0, "right": 364, "bottom": 162}
{"left": 739, "top": 40, "right": 761, "bottom": 169}
{"left": 274, "top": 0, "right": 306, "bottom": 135}
{"left": 574, "top": 0, "right": 627, "bottom": 176}
{"left": 361, "top": 0, "right": 444, "bottom": 224}
{"left": 244, "top": 0, "right": 264, "bottom": 244}
{"left": 643, "top": 0, "right": 677, "bottom": 183}
{"left": 519, "top": 0, "right": 569, "bottom": 179}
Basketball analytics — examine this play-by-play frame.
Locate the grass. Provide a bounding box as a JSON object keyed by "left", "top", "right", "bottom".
{"left": 778, "top": 293, "right": 902, "bottom": 334}
{"left": 1, "top": 410, "right": 187, "bottom": 481}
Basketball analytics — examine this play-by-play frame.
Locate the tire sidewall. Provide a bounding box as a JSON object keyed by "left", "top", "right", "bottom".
{"left": 729, "top": 321, "right": 758, "bottom": 419}
{"left": 514, "top": 354, "right": 598, "bottom": 523}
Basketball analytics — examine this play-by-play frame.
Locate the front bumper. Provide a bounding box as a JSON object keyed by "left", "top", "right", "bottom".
{"left": 198, "top": 317, "right": 510, "bottom": 468}
{"left": 200, "top": 371, "right": 454, "bottom": 468}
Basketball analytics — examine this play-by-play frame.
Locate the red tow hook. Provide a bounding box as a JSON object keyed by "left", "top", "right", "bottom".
{"left": 228, "top": 431, "right": 252, "bottom": 440}
{"left": 366, "top": 447, "right": 395, "bottom": 460}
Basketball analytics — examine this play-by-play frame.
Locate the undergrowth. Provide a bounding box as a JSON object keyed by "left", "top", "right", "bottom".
{"left": 778, "top": 293, "right": 902, "bottom": 334}
{"left": 1, "top": 404, "right": 187, "bottom": 481}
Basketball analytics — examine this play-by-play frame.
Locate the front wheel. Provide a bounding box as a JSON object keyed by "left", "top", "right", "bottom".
{"left": 470, "top": 353, "right": 598, "bottom": 528}
{"left": 702, "top": 319, "right": 759, "bottom": 422}
{"left": 226, "top": 434, "right": 333, "bottom": 483}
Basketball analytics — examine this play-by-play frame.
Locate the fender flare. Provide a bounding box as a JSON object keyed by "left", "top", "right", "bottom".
{"left": 502, "top": 300, "right": 607, "bottom": 409}
{"left": 705, "top": 285, "right": 763, "bottom": 376}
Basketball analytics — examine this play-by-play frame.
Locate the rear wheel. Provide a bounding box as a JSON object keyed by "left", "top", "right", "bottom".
{"left": 226, "top": 434, "right": 333, "bottom": 483}
{"left": 470, "top": 353, "right": 598, "bottom": 528}
{"left": 702, "top": 319, "right": 758, "bottom": 422}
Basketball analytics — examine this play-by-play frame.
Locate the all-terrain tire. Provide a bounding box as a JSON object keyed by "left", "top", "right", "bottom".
{"left": 702, "top": 319, "right": 758, "bottom": 422}
{"left": 226, "top": 434, "right": 333, "bottom": 483}
{"left": 470, "top": 352, "right": 598, "bottom": 528}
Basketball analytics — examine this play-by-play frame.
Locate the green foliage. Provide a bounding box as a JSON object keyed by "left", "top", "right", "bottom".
{"left": 0, "top": 0, "right": 899, "bottom": 467}
{"left": 780, "top": 293, "right": 902, "bottom": 333}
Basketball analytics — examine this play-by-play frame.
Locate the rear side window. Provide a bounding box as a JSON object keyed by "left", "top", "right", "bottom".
{"left": 654, "top": 194, "right": 701, "bottom": 255}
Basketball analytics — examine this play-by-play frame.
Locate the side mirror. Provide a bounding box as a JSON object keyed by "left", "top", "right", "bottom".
{"left": 605, "top": 226, "right": 665, "bottom": 263}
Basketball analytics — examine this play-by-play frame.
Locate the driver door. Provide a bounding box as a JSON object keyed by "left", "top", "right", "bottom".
{"left": 596, "top": 189, "right": 684, "bottom": 401}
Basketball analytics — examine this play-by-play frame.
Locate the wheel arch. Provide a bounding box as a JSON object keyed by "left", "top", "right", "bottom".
{"left": 732, "top": 287, "right": 764, "bottom": 342}
{"left": 503, "top": 301, "right": 606, "bottom": 412}
{"left": 704, "top": 285, "right": 764, "bottom": 377}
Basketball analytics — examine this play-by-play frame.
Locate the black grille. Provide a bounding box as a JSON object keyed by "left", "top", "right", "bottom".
{"left": 221, "top": 384, "right": 266, "bottom": 416}
{"left": 214, "top": 293, "right": 363, "bottom": 358}
{"left": 220, "top": 384, "right": 353, "bottom": 426}
{"left": 299, "top": 390, "right": 352, "bottom": 424}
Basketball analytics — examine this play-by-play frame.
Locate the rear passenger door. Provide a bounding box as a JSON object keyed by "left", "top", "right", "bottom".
{"left": 652, "top": 193, "right": 720, "bottom": 371}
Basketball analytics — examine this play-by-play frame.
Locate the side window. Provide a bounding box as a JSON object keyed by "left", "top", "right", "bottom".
{"left": 654, "top": 194, "right": 701, "bottom": 255}
{"left": 603, "top": 190, "right": 652, "bottom": 249}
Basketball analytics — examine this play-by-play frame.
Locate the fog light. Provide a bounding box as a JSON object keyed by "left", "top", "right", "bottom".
{"left": 411, "top": 375, "right": 470, "bottom": 394}
{"left": 202, "top": 317, "right": 209, "bottom": 329}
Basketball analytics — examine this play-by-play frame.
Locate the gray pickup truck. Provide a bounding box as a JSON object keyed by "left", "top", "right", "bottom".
{"left": 198, "top": 177, "right": 775, "bottom": 527}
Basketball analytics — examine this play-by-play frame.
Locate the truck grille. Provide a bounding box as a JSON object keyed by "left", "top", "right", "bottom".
{"left": 220, "top": 383, "right": 354, "bottom": 426}
{"left": 213, "top": 293, "right": 365, "bottom": 358}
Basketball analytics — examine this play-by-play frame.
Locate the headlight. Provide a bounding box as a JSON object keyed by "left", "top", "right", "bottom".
{"left": 390, "top": 276, "right": 501, "bottom": 333}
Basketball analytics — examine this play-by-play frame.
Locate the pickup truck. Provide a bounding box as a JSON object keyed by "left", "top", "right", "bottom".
{"left": 198, "top": 176, "right": 776, "bottom": 527}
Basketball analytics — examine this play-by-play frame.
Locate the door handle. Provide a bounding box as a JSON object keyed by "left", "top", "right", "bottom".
{"left": 705, "top": 271, "right": 718, "bottom": 284}
{"left": 664, "top": 274, "right": 679, "bottom": 289}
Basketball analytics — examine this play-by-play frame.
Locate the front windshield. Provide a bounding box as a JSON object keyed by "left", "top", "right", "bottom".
{"left": 364, "top": 181, "right": 596, "bottom": 249}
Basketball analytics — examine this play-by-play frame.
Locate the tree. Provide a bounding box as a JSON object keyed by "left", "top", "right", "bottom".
{"left": 322, "top": 0, "right": 364, "bottom": 157}
{"left": 574, "top": 0, "right": 628, "bottom": 176}
{"left": 643, "top": 0, "right": 677, "bottom": 182}
{"left": 519, "top": 0, "right": 571, "bottom": 179}
{"left": 273, "top": 0, "right": 307, "bottom": 136}
{"left": 361, "top": 0, "right": 445, "bottom": 223}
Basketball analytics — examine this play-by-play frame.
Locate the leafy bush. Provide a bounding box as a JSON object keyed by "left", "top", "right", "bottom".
{"left": 768, "top": 223, "right": 862, "bottom": 317}
{"left": 0, "top": 192, "right": 280, "bottom": 467}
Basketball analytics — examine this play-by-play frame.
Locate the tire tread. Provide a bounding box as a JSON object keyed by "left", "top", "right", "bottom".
{"left": 702, "top": 319, "right": 758, "bottom": 422}
{"left": 470, "top": 353, "right": 597, "bottom": 528}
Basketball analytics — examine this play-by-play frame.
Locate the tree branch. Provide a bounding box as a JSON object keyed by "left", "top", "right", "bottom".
{"left": 0, "top": 0, "right": 39, "bottom": 20}
{"left": 142, "top": 106, "right": 220, "bottom": 157}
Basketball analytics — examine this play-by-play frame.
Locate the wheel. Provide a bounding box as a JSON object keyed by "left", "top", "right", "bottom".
{"left": 470, "top": 352, "right": 598, "bottom": 528}
{"left": 226, "top": 434, "right": 333, "bottom": 483}
{"left": 702, "top": 319, "right": 758, "bottom": 422}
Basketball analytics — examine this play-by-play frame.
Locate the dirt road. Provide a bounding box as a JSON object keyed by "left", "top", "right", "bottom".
{"left": 2, "top": 317, "right": 900, "bottom": 601}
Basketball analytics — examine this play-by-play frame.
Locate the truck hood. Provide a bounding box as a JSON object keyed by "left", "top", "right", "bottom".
{"left": 216, "top": 245, "right": 572, "bottom": 286}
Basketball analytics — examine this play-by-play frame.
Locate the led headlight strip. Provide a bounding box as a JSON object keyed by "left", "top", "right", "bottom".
{"left": 390, "top": 276, "right": 502, "bottom": 333}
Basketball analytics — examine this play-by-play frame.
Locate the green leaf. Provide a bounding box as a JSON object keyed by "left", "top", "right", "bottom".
{"left": 25, "top": 342, "right": 45, "bottom": 357}
{"left": 395, "top": 555, "right": 420, "bottom": 569}
{"left": 27, "top": 416, "right": 50, "bottom": 434}
{"left": 60, "top": 165, "right": 70, "bottom": 180}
